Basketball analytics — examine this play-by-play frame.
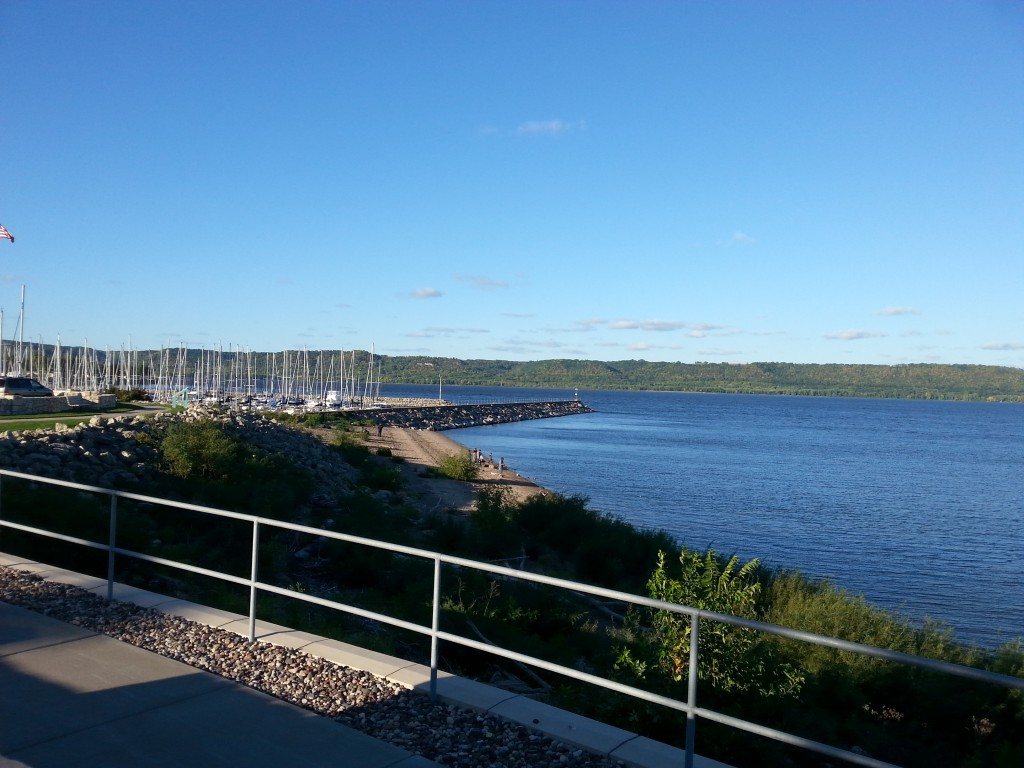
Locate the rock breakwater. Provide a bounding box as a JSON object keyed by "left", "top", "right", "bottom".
{"left": 345, "top": 399, "right": 592, "bottom": 431}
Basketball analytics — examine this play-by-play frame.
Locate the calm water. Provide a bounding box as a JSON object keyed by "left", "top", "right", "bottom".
{"left": 381, "top": 384, "right": 1024, "bottom": 648}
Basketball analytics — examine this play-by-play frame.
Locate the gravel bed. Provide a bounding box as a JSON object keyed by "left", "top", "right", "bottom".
{"left": 0, "top": 566, "right": 627, "bottom": 768}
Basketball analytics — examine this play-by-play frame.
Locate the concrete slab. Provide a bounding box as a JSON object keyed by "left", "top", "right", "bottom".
{"left": 386, "top": 661, "right": 439, "bottom": 690}
{"left": 91, "top": 583, "right": 180, "bottom": 609}
{"left": 0, "top": 602, "right": 96, "bottom": 657}
{"left": 0, "top": 553, "right": 28, "bottom": 567}
{"left": 150, "top": 599, "right": 245, "bottom": 627}
{"left": 0, "top": 601, "right": 440, "bottom": 768}
{"left": 0, "top": 633, "right": 234, "bottom": 754}
{"left": 219, "top": 618, "right": 323, "bottom": 650}
{"left": 304, "top": 637, "right": 420, "bottom": 680}
{"left": 8, "top": 682, "right": 427, "bottom": 768}
{"left": 610, "top": 735, "right": 718, "bottom": 768}
{"left": 20, "top": 565, "right": 107, "bottom": 591}
{"left": 0, "top": 557, "right": 106, "bottom": 591}
{"left": 430, "top": 675, "right": 520, "bottom": 712}
{"left": 0, "top": 555, "right": 44, "bottom": 572}
{"left": 489, "top": 695, "right": 638, "bottom": 754}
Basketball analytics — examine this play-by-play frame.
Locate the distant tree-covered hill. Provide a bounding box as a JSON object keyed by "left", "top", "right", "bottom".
{"left": 377, "top": 357, "right": 1024, "bottom": 401}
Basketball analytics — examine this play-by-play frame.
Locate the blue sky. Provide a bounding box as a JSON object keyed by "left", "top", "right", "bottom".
{"left": 2, "top": 1, "right": 1022, "bottom": 366}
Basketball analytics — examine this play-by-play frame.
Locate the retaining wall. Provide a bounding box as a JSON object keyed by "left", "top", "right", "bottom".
{"left": 0, "top": 392, "right": 118, "bottom": 417}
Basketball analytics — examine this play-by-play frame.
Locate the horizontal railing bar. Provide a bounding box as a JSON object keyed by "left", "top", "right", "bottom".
{"left": 693, "top": 706, "right": 900, "bottom": 768}
{"left": 109, "top": 546, "right": 254, "bottom": 588}
{"left": 0, "top": 520, "right": 111, "bottom": 553}
{"left": 253, "top": 582, "right": 428, "bottom": 637}
{"left": 434, "top": 630, "right": 691, "bottom": 712}
{"left": 1, "top": 468, "right": 258, "bottom": 522}
{"left": 694, "top": 611, "right": 1024, "bottom": 689}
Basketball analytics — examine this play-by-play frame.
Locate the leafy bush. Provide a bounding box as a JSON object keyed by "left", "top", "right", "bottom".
{"left": 160, "top": 421, "right": 241, "bottom": 480}
{"left": 617, "top": 549, "right": 803, "bottom": 698}
{"left": 359, "top": 464, "right": 402, "bottom": 492}
{"left": 436, "top": 452, "right": 478, "bottom": 481}
{"left": 153, "top": 419, "right": 313, "bottom": 515}
{"left": 329, "top": 429, "right": 371, "bottom": 465}
{"left": 105, "top": 387, "right": 153, "bottom": 402}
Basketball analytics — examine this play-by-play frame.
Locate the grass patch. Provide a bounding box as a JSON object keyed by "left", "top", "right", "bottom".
{"left": 0, "top": 415, "right": 96, "bottom": 431}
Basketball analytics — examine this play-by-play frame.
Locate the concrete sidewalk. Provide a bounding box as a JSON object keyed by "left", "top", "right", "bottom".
{"left": 0, "top": 601, "right": 438, "bottom": 768}
{"left": 1, "top": 554, "right": 730, "bottom": 768}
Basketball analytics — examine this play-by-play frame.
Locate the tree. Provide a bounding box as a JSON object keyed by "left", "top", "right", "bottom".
{"left": 617, "top": 548, "right": 803, "bottom": 697}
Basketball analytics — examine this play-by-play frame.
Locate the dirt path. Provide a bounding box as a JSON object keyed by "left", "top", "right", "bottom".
{"left": 362, "top": 426, "right": 547, "bottom": 513}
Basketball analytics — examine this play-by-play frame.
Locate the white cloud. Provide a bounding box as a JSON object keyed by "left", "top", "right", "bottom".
{"left": 728, "top": 231, "right": 755, "bottom": 246}
{"left": 409, "top": 288, "right": 443, "bottom": 299}
{"left": 826, "top": 329, "right": 885, "bottom": 341}
{"left": 454, "top": 274, "right": 509, "bottom": 289}
{"left": 874, "top": 306, "right": 920, "bottom": 316}
{"left": 516, "top": 119, "right": 586, "bottom": 137}
{"left": 982, "top": 342, "right": 1024, "bottom": 351}
{"left": 539, "top": 322, "right": 602, "bottom": 334}
{"left": 406, "top": 326, "right": 489, "bottom": 338}
{"left": 610, "top": 320, "right": 686, "bottom": 331}
{"left": 628, "top": 342, "right": 688, "bottom": 352}
{"left": 696, "top": 347, "right": 743, "bottom": 357}
{"left": 689, "top": 322, "right": 728, "bottom": 335}
{"left": 491, "top": 337, "right": 582, "bottom": 354}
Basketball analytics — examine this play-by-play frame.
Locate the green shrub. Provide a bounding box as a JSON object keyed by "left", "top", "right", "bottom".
{"left": 617, "top": 549, "right": 803, "bottom": 698}
{"left": 359, "top": 464, "right": 402, "bottom": 492}
{"left": 105, "top": 387, "right": 153, "bottom": 402}
{"left": 330, "top": 430, "right": 371, "bottom": 465}
{"left": 436, "top": 452, "right": 478, "bottom": 481}
{"left": 160, "top": 421, "right": 241, "bottom": 480}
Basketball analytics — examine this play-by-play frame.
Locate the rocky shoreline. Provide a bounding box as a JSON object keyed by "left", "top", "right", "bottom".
{"left": 0, "top": 567, "right": 626, "bottom": 768}
{"left": 0, "top": 401, "right": 591, "bottom": 486}
{"left": 0, "top": 408, "right": 358, "bottom": 493}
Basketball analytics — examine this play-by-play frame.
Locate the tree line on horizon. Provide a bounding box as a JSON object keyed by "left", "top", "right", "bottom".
{"left": 381, "top": 357, "right": 1024, "bottom": 400}
{"left": 248, "top": 353, "right": 1024, "bottom": 402}
{"left": 24, "top": 342, "right": 1024, "bottom": 402}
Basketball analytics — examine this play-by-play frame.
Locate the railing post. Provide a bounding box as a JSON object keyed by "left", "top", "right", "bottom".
{"left": 429, "top": 556, "right": 442, "bottom": 701}
{"left": 248, "top": 519, "right": 260, "bottom": 642}
{"left": 685, "top": 611, "right": 699, "bottom": 768}
{"left": 106, "top": 494, "right": 118, "bottom": 601}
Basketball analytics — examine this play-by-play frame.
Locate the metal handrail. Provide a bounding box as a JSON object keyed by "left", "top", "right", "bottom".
{"left": 1, "top": 468, "right": 1021, "bottom": 768}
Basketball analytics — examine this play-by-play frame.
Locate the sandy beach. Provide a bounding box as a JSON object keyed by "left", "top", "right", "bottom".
{"left": 361, "top": 426, "right": 547, "bottom": 513}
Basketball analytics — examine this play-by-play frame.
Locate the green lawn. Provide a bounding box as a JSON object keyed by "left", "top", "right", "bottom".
{"left": 0, "top": 403, "right": 153, "bottom": 432}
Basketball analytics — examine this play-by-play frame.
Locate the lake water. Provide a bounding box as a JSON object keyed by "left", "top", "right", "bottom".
{"left": 380, "top": 384, "right": 1024, "bottom": 649}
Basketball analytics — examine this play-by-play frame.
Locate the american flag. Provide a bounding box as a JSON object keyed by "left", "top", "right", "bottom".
{"left": 0, "top": 224, "right": 13, "bottom": 243}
